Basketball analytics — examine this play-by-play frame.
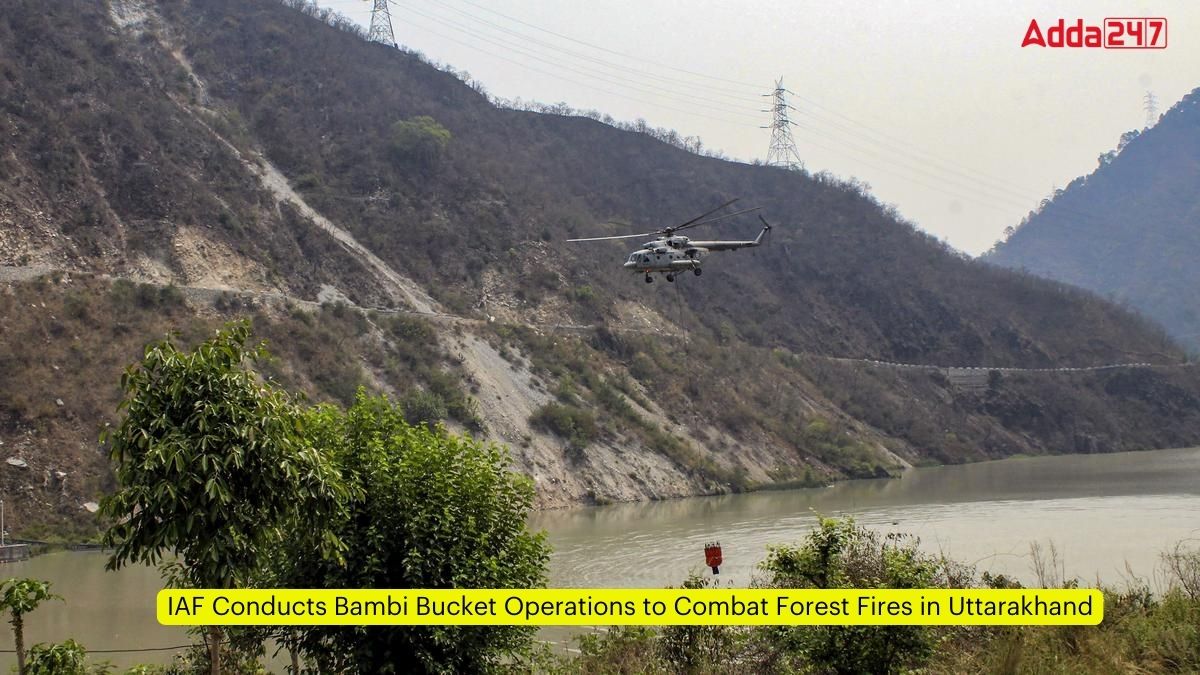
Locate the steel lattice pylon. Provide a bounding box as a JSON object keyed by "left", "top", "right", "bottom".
{"left": 368, "top": 0, "right": 396, "bottom": 46}
{"left": 1143, "top": 91, "right": 1158, "bottom": 128}
{"left": 763, "top": 78, "right": 803, "bottom": 170}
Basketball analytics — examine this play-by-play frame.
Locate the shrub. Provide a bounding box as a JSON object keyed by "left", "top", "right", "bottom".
{"left": 25, "top": 639, "right": 88, "bottom": 675}
{"left": 530, "top": 402, "right": 598, "bottom": 450}
{"left": 390, "top": 115, "right": 451, "bottom": 169}
{"left": 759, "top": 517, "right": 949, "bottom": 674}
{"left": 574, "top": 627, "right": 666, "bottom": 675}
{"left": 402, "top": 389, "right": 448, "bottom": 426}
{"left": 659, "top": 575, "right": 751, "bottom": 673}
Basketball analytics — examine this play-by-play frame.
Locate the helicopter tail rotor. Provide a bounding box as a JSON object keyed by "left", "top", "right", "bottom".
{"left": 754, "top": 215, "right": 773, "bottom": 245}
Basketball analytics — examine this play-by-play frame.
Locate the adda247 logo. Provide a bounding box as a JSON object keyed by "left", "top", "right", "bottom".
{"left": 1021, "top": 18, "right": 1167, "bottom": 49}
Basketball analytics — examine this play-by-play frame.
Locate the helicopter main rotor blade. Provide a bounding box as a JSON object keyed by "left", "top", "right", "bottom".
{"left": 567, "top": 231, "right": 659, "bottom": 242}
{"left": 676, "top": 206, "right": 763, "bottom": 232}
{"left": 669, "top": 197, "right": 740, "bottom": 231}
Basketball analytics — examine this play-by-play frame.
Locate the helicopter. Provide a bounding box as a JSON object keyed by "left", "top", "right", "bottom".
{"left": 567, "top": 198, "right": 772, "bottom": 283}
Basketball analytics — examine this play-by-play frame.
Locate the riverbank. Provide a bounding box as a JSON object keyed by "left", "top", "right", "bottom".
{"left": 3, "top": 446, "right": 1198, "bottom": 670}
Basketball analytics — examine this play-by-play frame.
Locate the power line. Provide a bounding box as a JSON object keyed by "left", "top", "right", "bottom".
{"left": 0, "top": 644, "right": 193, "bottom": 654}
{"left": 788, "top": 91, "right": 1041, "bottom": 196}
{"left": 788, "top": 107, "right": 1042, "bottom": 209}
{"left": 387, "top": 0, "right": 763, "bottom": 120}
{"left": 439, "top": 0, "right": 765, "bottom": 94}
{"left": 384, "top": 7, "right": 756, "bottom": 127}
{"left": 795, "top": 124, "right": 1130, "bottom": 242}
{"left": 785, "top": 98, "right": 1140, "bottom": 230}
{"left": 326, "top": 0, "right": 762, "bottom": 102}
{"left": 331, "top": 0, "right": 774, "bottom": 116}
{"left": 794, "top": 133, "right": 1032, "bottom": 218}
{"left": 420, "top": 0, "right": 764, "bottom": 104}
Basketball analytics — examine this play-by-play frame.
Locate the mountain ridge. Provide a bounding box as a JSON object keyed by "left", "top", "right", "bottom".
{"left": 986, "top": 87, "right": 1200, "bottom": 351}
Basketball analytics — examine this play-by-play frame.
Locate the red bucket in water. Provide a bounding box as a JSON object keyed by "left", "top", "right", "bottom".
{"left": 704, "top": 542, "right": 723, "bottom": 575}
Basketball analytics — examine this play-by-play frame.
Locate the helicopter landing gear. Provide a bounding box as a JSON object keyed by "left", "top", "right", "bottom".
{"left": 645, "top": 275, "right": 653, "bottom": 283}
{"left": 694, "top": 268, "right": 702, "bottom": 276}
{"left": 666, "top": 274, "right": 675, "bottom": 282}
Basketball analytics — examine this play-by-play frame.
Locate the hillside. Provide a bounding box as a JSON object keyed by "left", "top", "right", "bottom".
{"left": 1, "top": 0, "right": 1199, "bottom": 535}
{"left": 987, "top": 88, "right": 1200, "bottom": 351}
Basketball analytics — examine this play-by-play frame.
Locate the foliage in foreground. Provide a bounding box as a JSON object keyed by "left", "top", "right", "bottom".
{"left": 99, "top": 321, "right": 350, "bottom": 674}
{"left": 561, "top": 519, "right": 1200, "bottom": 675}
{"left": 98, "top": 324, "right": 547, "bottom": 674}
{"left": 100, "top": 321, "right": 349, "bottom": 587}
{"left": 23, "top": 639, "right": 88, "bottom": 675}
{"left": 0, "top": 578, "right": 61, "bottom": 675}
{"left": 267, "top": 391, "right": 550, "bottom": 674}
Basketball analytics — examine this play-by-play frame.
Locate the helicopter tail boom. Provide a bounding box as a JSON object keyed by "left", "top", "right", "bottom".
{"left": 687, "top": 222, "right": 771, "bottom": 251}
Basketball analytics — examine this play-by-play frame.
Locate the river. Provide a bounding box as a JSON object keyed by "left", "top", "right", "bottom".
{"left": 2, "top": 446, "right": 1198, "bottom": 669}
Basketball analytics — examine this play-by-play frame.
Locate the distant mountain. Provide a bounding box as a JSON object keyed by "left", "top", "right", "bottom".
{"left": 1, "top": 0, "right": 1199, "bottom": 534}
{"left": 987, "top": 88, "right": 1200, "bottom": 351}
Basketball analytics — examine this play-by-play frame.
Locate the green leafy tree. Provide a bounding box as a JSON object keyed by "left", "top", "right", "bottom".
{"left": 390, "top": 115, "right": 451, "bottom": 169}
{"left": 24, "top": 639, "right": 87, "bottom": 675}
{"left": 275, "top": 391, "right": 550, "bottom": 674}
{"left": 99, "top": 321, "right": 349, "bottom": 675}
{"left": 0, "top": 578, "right": 60, "bottom": 675}
{"left": 760, "top": 517, "right": 948, "bottom": 675}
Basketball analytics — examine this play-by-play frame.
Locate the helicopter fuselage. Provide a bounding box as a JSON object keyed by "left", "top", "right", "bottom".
{"left": 621, "top": 227, "right": 768, "bottom": 282}
{"left": 623, "top": 238, "right": 705, "bottom": 275}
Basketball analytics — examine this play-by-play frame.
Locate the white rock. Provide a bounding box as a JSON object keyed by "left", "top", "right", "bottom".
{"left": 82, "top": 502, "right": 100, "bottom": 513}
{"left": 6, "top": 457, "right": 27, "bottom": 468}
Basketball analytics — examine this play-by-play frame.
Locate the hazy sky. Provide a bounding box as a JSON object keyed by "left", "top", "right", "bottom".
{"left": 317, "top": 0, "right": 1200, "bottom": 255}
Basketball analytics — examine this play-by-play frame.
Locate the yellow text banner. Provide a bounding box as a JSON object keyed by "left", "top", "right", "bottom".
{"left": 158, "top": 588, "right": 1102, "bottom": 626}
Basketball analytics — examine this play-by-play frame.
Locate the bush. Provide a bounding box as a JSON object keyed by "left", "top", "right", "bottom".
{"left": 759, "top": 517, "right": 952, "bottom": 675}
{"left": 390, "top": 115, "right": 451, "bottom": 169}
{"left": 659, "top": 575, "right": 755, "bottom": 674}
{"left": 25, "top": 639, "right": 87, "bottom": 675}
{"left": 530, "top": 402, "right": 598, "bottom": 450}
{"left": 574, "top": 627, "right": 666, "bottom": 675}
{"left": 402, "top": 389, "right": 448, "bottom": 426}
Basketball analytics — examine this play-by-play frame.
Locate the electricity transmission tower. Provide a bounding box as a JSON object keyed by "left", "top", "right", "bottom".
{"left": 367, "top": 0, "right": 396, "bottom": 46}
{"left": 763, "top": 79, "right": 803, "bottom": 170}
{"left": 1143, "top": 91, "right": 1158, "bottom": 128}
